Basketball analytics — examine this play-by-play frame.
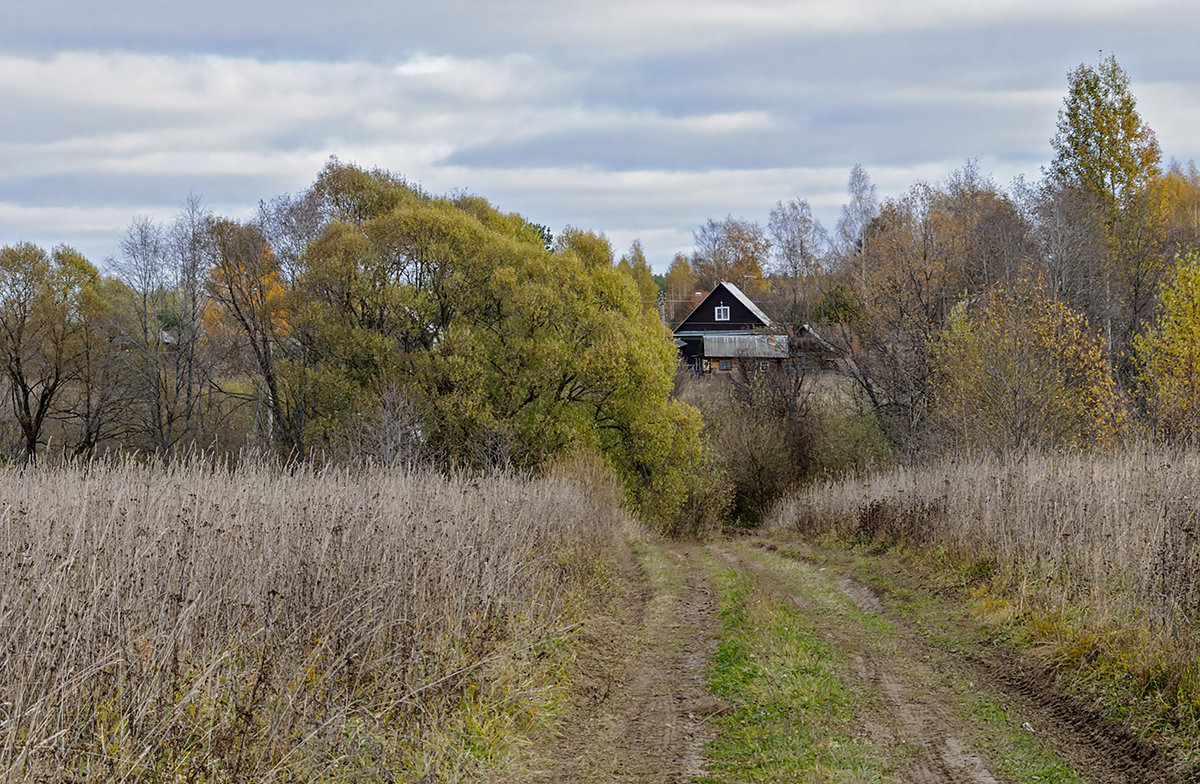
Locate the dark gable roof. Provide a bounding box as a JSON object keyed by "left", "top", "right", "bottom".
{"left": 719, "top": 281, "right": 771, "bottom": 325}
{"left": 674, "top": 281, "right": 771, "bottom": 334}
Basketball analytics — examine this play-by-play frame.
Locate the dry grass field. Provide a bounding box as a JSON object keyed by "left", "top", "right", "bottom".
{"left": 767, "top": 448, "right": 1200, "bottom": 751}
{"left": 0, "top": 456, "right": 628, "bottom": 782}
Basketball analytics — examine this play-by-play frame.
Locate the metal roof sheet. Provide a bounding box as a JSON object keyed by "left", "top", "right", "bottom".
{"left": 703, "top": 333, "right": 790, "bottom": 359}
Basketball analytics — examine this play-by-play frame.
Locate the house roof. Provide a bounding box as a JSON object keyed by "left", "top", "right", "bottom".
{"left": 719, "top": 281, "right": 771, "bottom": 326}
{"left": 674, "top": 280, "right": 772, "bottom": 333}
{"left": 795, "top": 323, "right": 839, "bottom": 355}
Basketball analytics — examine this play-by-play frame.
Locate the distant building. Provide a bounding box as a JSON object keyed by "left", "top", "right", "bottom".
{"left": 673, "top": 281, "right": 838, "bottom": 372}
{"left": 702, "top": 333, "right": 789, "bottom": 373}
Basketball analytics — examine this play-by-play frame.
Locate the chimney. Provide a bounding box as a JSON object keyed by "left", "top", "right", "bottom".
{"left": 693, "top": 291, "right": 704, "bottom": 307}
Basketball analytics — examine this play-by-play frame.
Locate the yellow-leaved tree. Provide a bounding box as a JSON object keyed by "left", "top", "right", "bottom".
{"left": 1049, "top": 54, "right": 1169, "bottom": 378}
{"left": 616, "top": 240, "right": 659, "bottom": 315}
{"left": 932, "top": 277, "right": 1124, "bottom": 456}
{"left": 281, "top": 163, "right": 705, "bottom": 529}
{"left": 0, "top": 243, "right": 101, "bottom": 464}
{"left": 1135, "top": 252, "right": 1200, "bottom": 441}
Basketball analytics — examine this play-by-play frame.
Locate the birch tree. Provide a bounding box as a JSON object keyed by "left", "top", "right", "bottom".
{"left": 1050, "top": 54, "right": 1168, "bottom": 374}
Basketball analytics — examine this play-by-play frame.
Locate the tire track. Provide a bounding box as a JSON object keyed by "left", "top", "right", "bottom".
{"left": 709, "top": 541, "right": 999, "bottom": 783}
{"left": 966, "top": 644, "right": 1181, "bottom": 784}
{"left": 759, "top": 540, "right": 1185, "bottom": 784}
{"left": 509, "top": 544, "right": 721, "bottom": 783}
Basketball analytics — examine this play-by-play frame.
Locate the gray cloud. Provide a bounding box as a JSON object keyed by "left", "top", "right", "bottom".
{"left": 2, "top": 1, "right": 1199, "bottom": 270}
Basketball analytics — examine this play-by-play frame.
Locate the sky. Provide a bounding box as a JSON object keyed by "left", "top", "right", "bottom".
{"left": 2, "top": 1, "right": 1199, "bottom": 272}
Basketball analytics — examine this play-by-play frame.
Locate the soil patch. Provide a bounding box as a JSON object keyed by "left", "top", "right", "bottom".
{"left": 508, "top": 542, "right": 721, "bottom": 783}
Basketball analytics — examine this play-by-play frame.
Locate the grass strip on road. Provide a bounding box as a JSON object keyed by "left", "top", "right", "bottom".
{"left": 697, "top": 560, "right": 889, "bottom": 783}
{"left": 698, "top": 541, "right": 1095, "bottom": 783}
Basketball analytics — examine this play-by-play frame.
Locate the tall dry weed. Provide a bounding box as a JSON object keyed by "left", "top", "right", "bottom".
{"left": 770, "top": 449, "right": 1200, "bottom": 624}
{"left": 0, "top": 457, "right": 628, "bottom": 781}
{"left": 767, "top": 447, "right": 1200, "bottom": 738}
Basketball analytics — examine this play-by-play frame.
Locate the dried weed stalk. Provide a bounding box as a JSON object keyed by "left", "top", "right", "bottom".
{"left": 768, "top": 448, "right": 1200, "bottom": 739}
{"left": 0, "top": 456, "right": 628, "bottom": 781}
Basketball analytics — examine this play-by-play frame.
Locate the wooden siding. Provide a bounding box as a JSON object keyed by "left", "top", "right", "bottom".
{"left": 674, "top": 284, "right": 769, "bottom": 334}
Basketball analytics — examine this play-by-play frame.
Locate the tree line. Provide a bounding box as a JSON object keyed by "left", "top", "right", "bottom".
{"left": 657, "top": 54, "right": 1200, "bottom": 465}
{"left": 0, "top": 163, "right": 706, "bottom": 527}
{"left": 5, "top": 54, "right": 1196, "bottom": 531}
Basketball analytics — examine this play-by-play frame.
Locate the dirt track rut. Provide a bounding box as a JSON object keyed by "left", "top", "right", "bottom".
{"left": 508, "top": 544, "right": 721, "bottom": 783}
{"left": 509, "top": 538, "right": 1183, "bottom": 783}
{"left": 709, "top": 542, "right": 1003, "bottom": 784}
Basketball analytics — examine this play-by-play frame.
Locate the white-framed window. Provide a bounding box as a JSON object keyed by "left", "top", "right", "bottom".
{"left": 715, "top": 305, "right": 730, "bottom": 321}
{"left": 759, "top": 360, "right": 770, "bottom": 372}
{"left": 718, "top": 359, "right": 732, "bottom": 371}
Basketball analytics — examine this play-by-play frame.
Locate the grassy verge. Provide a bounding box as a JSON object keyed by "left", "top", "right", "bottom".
{"left": 697, "top": 560, "right": 886, "bottom": 783}
{"left": 767, "top": 449, "right": 1200, "bottom": 768}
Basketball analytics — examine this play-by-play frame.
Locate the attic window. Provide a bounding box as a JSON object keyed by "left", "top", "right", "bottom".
{"left": 715, "top": 305, "right": 730, "bottom": 321}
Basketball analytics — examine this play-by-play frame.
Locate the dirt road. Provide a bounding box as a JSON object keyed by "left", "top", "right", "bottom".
{"left": 508, "top": 537, "right": 1184, "bottom": 783}
{"left": 508, "top": 543, "right": 721, "bottom": 783}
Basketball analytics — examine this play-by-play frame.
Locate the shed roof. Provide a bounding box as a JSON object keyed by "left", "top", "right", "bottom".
{"left": 703, "top": 333, "right": 789, "bottom": 359}
{"left": 794, "top": 323, "right": 839, "bottom": 355}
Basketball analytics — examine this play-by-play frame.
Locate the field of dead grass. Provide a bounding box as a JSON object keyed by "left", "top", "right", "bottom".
{"left": 0, "top": 456, "right": 629, "bottom": 782}
{"left": 767, "top": 448, "right": 1200, "bottom": 758}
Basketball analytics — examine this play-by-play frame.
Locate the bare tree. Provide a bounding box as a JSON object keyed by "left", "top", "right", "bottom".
{"left": 340, "top": 381, "right": 430, "bottom": 468}
{"left": 768, "top": 198, "right": 828, "bottom": 324}
{"left": 168, "top": 196, "right": 217, "bottom": 449}
{"left": 836, "top": 163, "right": 880, "bottom": 257}
{"left": 939, "top": 160, "right": 1032, "bottom": 291}
{"left": 1017, "top": 177, "right": 1108, "bottom": 319}
{"left": 111, "top": 200, "right": 215, "bottom": 460}
{"left": 258, "top": 188, "right": 328, "bottom": 288}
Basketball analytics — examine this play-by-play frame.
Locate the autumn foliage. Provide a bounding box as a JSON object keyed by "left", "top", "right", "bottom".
{"left": 1135, "top": 252, "right": 1200, "bottom": 441}
{"left": 932, "top": 278, "right": 1124, "bottom": 455}
{"left": 0, "top": 161, "right": 703, "bottom": 531}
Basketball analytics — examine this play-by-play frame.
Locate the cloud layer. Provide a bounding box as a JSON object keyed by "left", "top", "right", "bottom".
{"left": 2, "top": 1, "right": 1198, "bottom": 269}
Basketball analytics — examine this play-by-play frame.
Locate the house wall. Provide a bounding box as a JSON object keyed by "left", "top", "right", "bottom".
{"left": 708, "top": 357, "right": 782, "bottom": 374}
{"left": 677, "top": 336, "right": 704, "bottom": 364}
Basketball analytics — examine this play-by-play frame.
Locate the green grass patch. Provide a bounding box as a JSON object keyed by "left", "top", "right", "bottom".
{"left": 697, "top": 567, "right": 890, "bottom": 783}
{"left": 742, "top": 545, "right": 896, "bottom": 637}
{"left": 953, "top": 678, "right": 1089, "bottom": 784}
{"left": 970, "top": 583, "right": 1200, "bottom": 749}
{"left": 748, "top": 539, "right": 1090, "bottom": 783}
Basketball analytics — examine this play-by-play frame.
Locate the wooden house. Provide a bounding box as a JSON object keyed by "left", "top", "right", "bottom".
{"left": 673, "top": 281, "right": 773, "bottom": 371}
{"left": 673, "top": 281, "right": 839, "bottom": 372}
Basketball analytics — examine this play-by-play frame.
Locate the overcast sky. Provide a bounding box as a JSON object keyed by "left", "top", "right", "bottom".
{"left": 3, "top": 1, "right": 1198, "bottom": 272}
